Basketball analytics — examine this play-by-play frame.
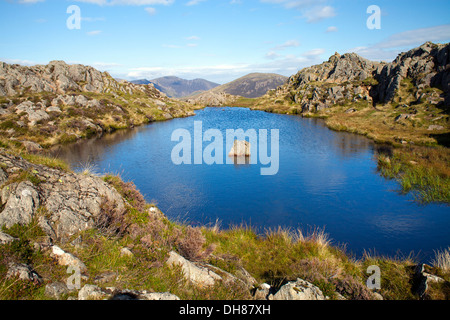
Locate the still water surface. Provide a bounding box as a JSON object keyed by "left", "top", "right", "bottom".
{"left": 52, "top": 107, "right": 449, "bottom": 262}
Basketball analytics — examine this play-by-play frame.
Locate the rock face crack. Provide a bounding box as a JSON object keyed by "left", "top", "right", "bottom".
{"left": 0, "top": 151, "right": 125, "bottom": 242}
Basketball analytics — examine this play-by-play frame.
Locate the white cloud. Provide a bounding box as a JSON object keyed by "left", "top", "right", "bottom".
{"left": 74, "top": 0, "right": 174, "bottom": 6}
{"left": 260, "top": 0, "right": 336, "bottom": 23}
{"left": 272, "top": 40, "right": 300, "bottom": 51}
{"left": 302, "top": 48, "right": 325, "bottom": 57}
{"left": 376, "top": 24, "right": 450, "bottom": 49}
{"left": 265, "top": 51, "right": 281, "bottom": 60}
{"left": 326, "top": 26, "right": 337, "bottom": 33}
{"left": 86, "top": 30, "right": 102, "bottom": 36}
{"left": 302, "top": 5, "right": 336, "bottom": 23}
{"left": 162, "top": 44, "right": 182, "bottom": 48}
{"left": 350, "top": 24, "right": 450, "bottom": 61}
{"left": 88, "top": 62, "right": 122, "bottom": 71}
{"left": 17, "top": 0, "right": 45, "bottom": 3}
{"left": 0, "top": 58, "right": 37, "bottom": 66}
{"left": 145, "top": 7, "right": 156, "bottom": 15}
{"left": 185, "top": 36, "right": 200, "bottom": 40}
{"left": 260, "top": 0, "right": 322, "bottom": 9}
{"left": 125, "top": 49, "right": 325, "bottom": 83}
{"left": 186, "top": 0, "right": 207, "bottom": 6}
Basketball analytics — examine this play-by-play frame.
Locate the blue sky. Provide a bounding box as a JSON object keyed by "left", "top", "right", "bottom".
{"left": 1, "top": 0, "right": 449, "bottom": 83}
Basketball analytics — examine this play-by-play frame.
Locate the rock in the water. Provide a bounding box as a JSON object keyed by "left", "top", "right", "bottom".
{"left": 228, "top": 140, "right": 251, "bottom": 157}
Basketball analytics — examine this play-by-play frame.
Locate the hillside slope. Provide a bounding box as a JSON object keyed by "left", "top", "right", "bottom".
{"left": 211, "top": 73, "right": 288, "bottom": 98}
{"left": 0, "top": 60, "right": 196, "bottom": 149}
{"left": 131, "top": 76, "right": 220, "bottom": 98}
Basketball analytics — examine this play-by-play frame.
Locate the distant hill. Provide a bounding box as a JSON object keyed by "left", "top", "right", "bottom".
{"left": 131, "top": 76, "right": 220, "bottom": 98}
{"left": 210, "top": 73, "right": 288, "bottom": 98}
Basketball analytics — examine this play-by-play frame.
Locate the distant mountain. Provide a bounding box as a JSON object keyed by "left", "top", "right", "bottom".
{"left": 210, "top": 73, "right": 288, "bottom": 98}
{"left": 130, "top": 79, "right": 152, "bottom": 85}
{"left": 130, "top": 76, "right": 220, "bottom": 98}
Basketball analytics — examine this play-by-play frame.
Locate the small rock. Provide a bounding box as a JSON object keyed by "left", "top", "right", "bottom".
{"left": 148, "top": 206, "right": 165, "bottom": 219}
{"left": 50, "top": 245, "right": 87, "bottom": 273}
{"left": 6, "top": 262, "right": 42, "bottom": 283}
{"left": 94, "top": 271, "right": 118, "bottom": 284}
{"left": 21, "top": 140, "right": 43, "bottom": 153}
{"left": 138, "top": 292, "right": 181, "bottom": 301}
{"left": 395, "top": 114, "right": 414, "bottom": 122}
{"left": 228, "top": 140, "right": 251, "bottom": 157}
{"left": 120, "top": 247, "right": 134, "bottom": 257}
{"left": 45, "top": 282, "right": 70, "bottom": 300}
{"left": 372, "top": 292, "right": 384, "bottom": 300}
{"left": 0, "top": 231, "right": 17, "bottom": 245}
{"left": 78, "top": 284, "right": 108, "bottom": 300}
{"left": 269, "top": 279, "right": 325, "bottom": 300}
{"left": 345, "top": 108, "right": 357, "bottom": 114}
{"left": 166, "top": 251, "right": 222, "bottom": 287}
{"left": 46, "top": 106, "right": 62, "bottom": 113}
{"left": 428, "top": 125, "right": 444, "bottom": 131}
{"left": 254, "top": 283, "right": 271, "bottom": 300}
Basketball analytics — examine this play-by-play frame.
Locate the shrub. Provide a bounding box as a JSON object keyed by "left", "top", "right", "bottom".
{"left": 177, "top": 226, "right": 215, "bottom": 262}
{"left": 103, "top": 175, "right": 147, "bottom": 212}
{"left": 94, "top": 198, "right": 129, "bottom": 238}
{"left": 333, "top": 275, "right": 374, "bottom": 300}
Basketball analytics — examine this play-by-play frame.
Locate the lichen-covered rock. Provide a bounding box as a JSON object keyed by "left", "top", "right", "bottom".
{"left": 45, "top": 282, "right": 70, "bottom": 300}
{"left": 50, "top": 245, "right": 87, "bottom": 272}
{"left": 166, "top": 251, "right": 222, "bottom": 287}
{"left": 0, "top": 151, "right": 125, "bottom": 242}
{"left": 269, "top": 278, "right": 325, "bottom": 300}
{"left": 6, "top": 262, "right": 42, "bottom": 283}
{"left": 0, "top": 231, "right": 18, "bottom": 244}
{"left": 0, "top": 181, "right": 40, "bottom": 228}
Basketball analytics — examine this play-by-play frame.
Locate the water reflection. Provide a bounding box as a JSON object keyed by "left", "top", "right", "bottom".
{"left": 231, "top": 156, "right": 251, "bottom": 167}
{"left": 48, "top": 126, "right": 146, "bottom": 170}
{"left": 50, "top": 107, "right": 449, "bottom": 261}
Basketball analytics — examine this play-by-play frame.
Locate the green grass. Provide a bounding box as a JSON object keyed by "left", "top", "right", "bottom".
{"left": 1, "top": 170, "right": 449, "bottom": 300}
{"left": 377, "top": 146, "right": 450, "bottom": 203}
{"left": 21, "top": 153, "right": 70, "bottom": 171}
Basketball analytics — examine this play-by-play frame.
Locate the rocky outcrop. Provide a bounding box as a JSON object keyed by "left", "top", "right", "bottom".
{"left": 0, "top": 150, "right": 125, "bottom": 242}
{"left": 0, "top": 60, "right": 160, "bottom": 97}
{"left": 269, "top": 278, "right": 325, "bottom": 300}
{"left": 6, "top": 262, "right": 42, "bottom": 283}
{"left": 0, "top": 60, "right": 196, "bottom": 147}
{"left": 413, "top": 263, "right": 447, "bottom": 299}
{"left": 78, "top": 285, "right": 181, "bottom": 301}
{"left": 268, "top": 42, "right": 450, "bottom": 113}
{"left": 187, "top": 91, "right": 238, "bottom": 106}
{"left": 287, "top": 52, "right": 382, "bottom": 88}
{"left": 166, "top": 251, "right": 223, "bottom": 287}
{"left": 228, "top": 140, "right": 251, "bottom": 157}
{"left": 375, "top": 42, "right": 450, "bottom": 104}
